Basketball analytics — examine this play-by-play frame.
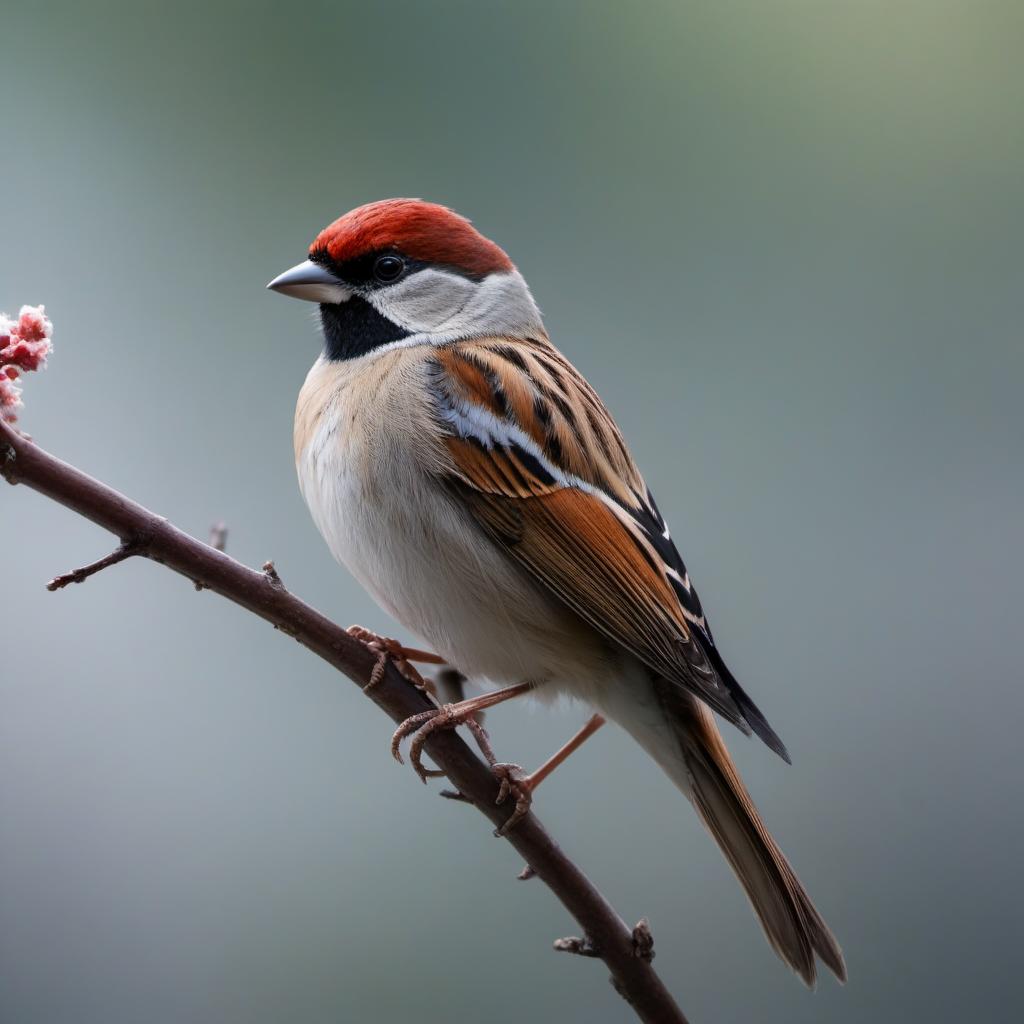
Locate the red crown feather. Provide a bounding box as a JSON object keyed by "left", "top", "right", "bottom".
{"left": 311, "top": 199, "right": 513, "bottom": 278}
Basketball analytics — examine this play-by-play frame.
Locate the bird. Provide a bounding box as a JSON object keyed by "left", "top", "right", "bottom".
{"left": 268, "top": 198, "right": 846, "bottom": 987}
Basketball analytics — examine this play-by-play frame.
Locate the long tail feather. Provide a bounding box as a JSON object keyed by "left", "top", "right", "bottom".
{"left": 678, "top": 698, "right": 846, "bottom": 986}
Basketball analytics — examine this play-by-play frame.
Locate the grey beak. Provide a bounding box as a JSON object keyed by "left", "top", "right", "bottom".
{"left": 266, "top": 259, "right": 352, "bottom": 303}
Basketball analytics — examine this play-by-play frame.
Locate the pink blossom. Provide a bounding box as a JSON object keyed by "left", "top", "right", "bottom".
{"left": 0, "top": 304, "right": 53, "bottom": 423}
{"left": 15, "top": 306, "right": 50, "bottom": 344}
{"left": 0, "top": 375, "right": 21, "bottom": 416}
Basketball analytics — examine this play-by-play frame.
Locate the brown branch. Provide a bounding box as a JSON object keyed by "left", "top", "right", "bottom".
{"left": 1, "top": 418, "right": 689, "bottom": 1024}
{"left": 46, "top": 538, "right": 143, "bottom": 590}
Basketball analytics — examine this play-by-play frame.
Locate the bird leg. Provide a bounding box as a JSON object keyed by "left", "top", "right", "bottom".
{"left": 391, "top": 681, "right": 535, "bottom": 784}
{"left": 347, "top": 625, "right": 445, "bottom": 695}
{"left": 490, "top": 713, "right": 606, "bottom": 835}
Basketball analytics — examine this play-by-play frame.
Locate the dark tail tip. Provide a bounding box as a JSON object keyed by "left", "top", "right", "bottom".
{"left": 743, "top": 702, "right": 791, "bottom": 764}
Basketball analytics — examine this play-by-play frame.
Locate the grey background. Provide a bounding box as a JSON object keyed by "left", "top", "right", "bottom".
{"left": 3, "top": 2, "right": 1022, "bottom": 1021}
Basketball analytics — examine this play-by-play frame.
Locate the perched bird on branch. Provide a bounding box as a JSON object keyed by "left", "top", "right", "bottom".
{"left": 269, "top": 199, "right": 845, "bottom": 987}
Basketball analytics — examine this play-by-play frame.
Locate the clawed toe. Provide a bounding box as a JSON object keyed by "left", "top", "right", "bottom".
{"left": 387, "top": 681, "right": 538, "bottom": 803}
{"left": 347, "top": 625, "right": 443, "bottom": 695}
{"left": 491, "top": 762, "right": 534, "bottom": 835}
{"left": 390, "top": 709, "right": 438, "bottom": 766}
{"left": 390, "top": 713, "right": 536, "bottom": 831}
{"left": 391, "top": 704, "right": 470, "bottom": 783}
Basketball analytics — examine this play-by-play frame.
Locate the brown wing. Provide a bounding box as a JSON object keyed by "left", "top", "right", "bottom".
{"left": 428, "top": 337, "right": 756, "bottom": 736}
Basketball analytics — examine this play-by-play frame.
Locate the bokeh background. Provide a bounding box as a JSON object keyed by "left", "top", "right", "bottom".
{"left": 3, "top": 2, "right": 1022, "bottom": 1021}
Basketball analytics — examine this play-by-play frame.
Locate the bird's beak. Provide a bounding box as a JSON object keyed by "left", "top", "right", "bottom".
{"left": 266, "top": 260, "right": 351, "bottom": 303}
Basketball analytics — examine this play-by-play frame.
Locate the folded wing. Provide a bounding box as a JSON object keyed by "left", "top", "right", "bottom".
{"left": 427, "top": 337, "right": 788, "bottom": 759}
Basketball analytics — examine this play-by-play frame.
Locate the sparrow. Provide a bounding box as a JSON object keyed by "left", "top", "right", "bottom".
{"left": 268, "top": 199, "right": 846, "bottom": 986}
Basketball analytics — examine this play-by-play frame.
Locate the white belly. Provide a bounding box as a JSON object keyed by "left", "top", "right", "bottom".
{"left": 295, "top": 358, "right": 605, "bottom": 693}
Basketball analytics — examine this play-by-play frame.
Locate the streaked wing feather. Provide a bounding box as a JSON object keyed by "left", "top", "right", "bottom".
{"left": 430, "top": 338, "right": 786, "bottom": 755}
{"left": 452, "top": 470, "right": 745, "bottom": 726}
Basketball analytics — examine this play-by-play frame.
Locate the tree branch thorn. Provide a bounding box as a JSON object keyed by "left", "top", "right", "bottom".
{"left": 439, "top": 788, "right": 473, "bottom": 802}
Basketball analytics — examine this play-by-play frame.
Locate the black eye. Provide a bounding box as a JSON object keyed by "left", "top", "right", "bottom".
{"left": 373, "top": 254, "right": 405, "bottom": 283}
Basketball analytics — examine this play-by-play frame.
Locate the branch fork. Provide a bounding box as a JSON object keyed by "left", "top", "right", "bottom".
{"left": 46, "top": 535, "right": 147, "bottom": 591}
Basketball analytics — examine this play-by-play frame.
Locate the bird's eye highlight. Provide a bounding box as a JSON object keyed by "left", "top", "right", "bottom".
{"left": 373, "top": 254, "right": 406, "bottom": 283}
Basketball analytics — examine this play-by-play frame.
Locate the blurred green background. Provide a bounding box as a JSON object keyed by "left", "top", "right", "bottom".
{"left": 3, "top": 1, "right": 1022, "bottom": 1021}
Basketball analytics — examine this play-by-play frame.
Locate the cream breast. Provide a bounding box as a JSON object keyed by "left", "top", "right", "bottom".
{"left": 293, "top": 346, "right": 605, "bottom": 691}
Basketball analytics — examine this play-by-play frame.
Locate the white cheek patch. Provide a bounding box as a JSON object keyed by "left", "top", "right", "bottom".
{"left": 365, "top": 269, "right": 544, "bottom": 349}
{"left": 373, "top": 268, "right": 477, "bottom": 333}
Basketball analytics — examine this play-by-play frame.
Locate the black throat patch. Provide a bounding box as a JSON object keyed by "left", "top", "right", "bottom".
{"left": 319, "top": 298, "right": 411, "bottom": 361}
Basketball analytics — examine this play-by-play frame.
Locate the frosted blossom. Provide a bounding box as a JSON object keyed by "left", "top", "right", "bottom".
{"left": 0, "top": 304, "right": 53, "bottom": 422}
{"left": 0, "top": 379, "right": 19, "bottom": 415}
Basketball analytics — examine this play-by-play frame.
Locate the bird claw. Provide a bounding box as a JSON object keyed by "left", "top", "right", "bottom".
{"left": 391, "top": 718, "right": 534, "bottom": 832}
{"left": 390, "top": 703, "right": 470, "bottom": 783}
{"left": 491, "top": 762, "right": 533, "bottom": 836}
{"left": 347, "top": 625, "right": 438, "bottom": 696}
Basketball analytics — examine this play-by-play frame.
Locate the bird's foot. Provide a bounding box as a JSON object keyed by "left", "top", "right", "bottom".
{"left": 491, "top": 762, "right": 534, "bottom": 836}
{"left": 390, "top": 703, "right": 482, "bottom": 782}
{"left": 460, "top": 717, "right": 534, "bottom": 835}
{"left": 391, "top": 681, "right": 536, "bottom": 791}
{"left": 393, "top": 711, "right": 535, "bottom": 832}
{"left": 347, "top": 625, "right": 443, "bottom": 696}
{"left": 435, "top": 729, "right": 535, "bottom": 834}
